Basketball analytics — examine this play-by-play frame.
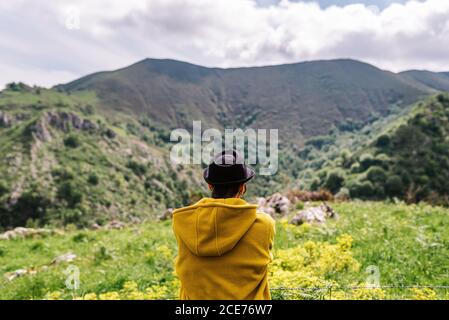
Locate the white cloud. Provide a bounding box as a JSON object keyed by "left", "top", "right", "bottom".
{"left": 1, "top": 0, "right": 449, "bottom": 88}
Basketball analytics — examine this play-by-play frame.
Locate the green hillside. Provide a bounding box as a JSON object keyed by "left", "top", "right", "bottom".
{"left": 310, "top": 94, "right": 449, "bottom": 206}
{"left": 1, "top": 59, "right": 449, "bottom": 230}
{"left": 0, "top": 84, "right": 204, "bottom": 230}
{"left": 1, "top": 201, "right": 447, "bottom": 300}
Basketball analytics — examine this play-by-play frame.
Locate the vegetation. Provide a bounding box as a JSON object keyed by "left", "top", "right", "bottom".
{"left": 0, "top": 86, "right": 203, "bottom": 230}
{"left": 307, "top": 94, "right": 449, "bottom": 207}
{"left": 0, "top": 202, "right": 447, "bottom": 300}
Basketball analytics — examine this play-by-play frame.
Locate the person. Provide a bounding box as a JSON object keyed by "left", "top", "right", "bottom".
{"left": 172, "top": 150, "right": 276, "bottom": 300}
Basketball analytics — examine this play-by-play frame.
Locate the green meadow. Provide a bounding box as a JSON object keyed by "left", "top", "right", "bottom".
{"left": 1, "top": 201, "right": 447, "bottom": 300}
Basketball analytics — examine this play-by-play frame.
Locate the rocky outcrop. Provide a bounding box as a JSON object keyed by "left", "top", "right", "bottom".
{"left": 257, "top": 193, "right": 291, "bottom": 217}
{"left": 30, "top": 118, "right": 52, "bottom": 142}
{"left": 28, "top": 112, "right": 100, "bottom": 142}
{"left": 159, "top": 208, "right": 174, "bottom": 221}
{"left": 289, "top": 203, "right": 338, "bottom": 225}
{"left": 0, "top": 111, "right": 12, "bottom": 127}
{"left": 0, "top": 227, "right": 57, "bottom": 240}
{"left": 46, "top": 111, "right": 98, "bottom": 132}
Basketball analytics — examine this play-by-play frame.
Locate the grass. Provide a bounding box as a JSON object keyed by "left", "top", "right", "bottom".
{"left": 0, "top": 201, "right": 448, "bottom": 300}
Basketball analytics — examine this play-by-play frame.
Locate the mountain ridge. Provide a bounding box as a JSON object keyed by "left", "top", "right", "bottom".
{"left": 57, "top": 58, "right": 438, "bottom": 145}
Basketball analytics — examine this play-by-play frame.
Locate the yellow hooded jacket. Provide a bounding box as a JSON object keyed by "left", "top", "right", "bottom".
{"left": 172, "top": 197, "right": 275, "bottom": 300}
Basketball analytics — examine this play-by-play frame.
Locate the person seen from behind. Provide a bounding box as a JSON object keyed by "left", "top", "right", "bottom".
{"left": 172, "top": 149, "right": 276, "bottom": 300}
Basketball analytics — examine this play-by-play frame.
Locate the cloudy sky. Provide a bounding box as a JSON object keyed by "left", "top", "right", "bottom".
{"left": 1, "top": 0, "right": 448, "bottom": 88}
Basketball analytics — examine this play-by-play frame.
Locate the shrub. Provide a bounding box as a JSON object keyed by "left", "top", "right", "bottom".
{"left": 348, "top": 181, "right": 375, "bottom": 199}
{"left": 126, "top": 160, "right": 147, "bottom": 176}
{"left": 376, "top": 134, "right": 391, "bottom": 148}
{"left": 0, "top": 181, "right": 8, "bottom": 197}
{"left": 87, "top": 173, "right": 99, "bottom": 186}
{"left": 57, "top": 181, "right": 83, "bottom": 207}
{"left": 385, "top": 175, "right": 404, "bottom": 197}
{"left": 64, "top": 135, "right": 81, "bottom": 148}
{"left": 305, "top": 135, "right": 335, "bottom": 149}
{"left": 366, "top": 166, "right": 388, "bottom": 184}
{"left": 323, "top": 170, "right": 345, "bottom": 194}
{"left": 310, "top": 178, "right": 321, "bottom": 191}
{"left": 350, "top": 162, "right": 361, "bottom": 173}
{"left": 286, "top": 189, "right": 334, "bottom": 202}
{"left": 359, "top": 153, "right": 376, "bottom": 171}
{"left": 6, "top": 187, "right": 50, "bottom": 227}
{"left": 51, "top": 167, "right": 74, "bottom": 181}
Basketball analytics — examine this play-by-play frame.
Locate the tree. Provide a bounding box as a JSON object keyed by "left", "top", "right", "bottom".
{"left": 0, "top": 181, "right": 8, "bottom": 197}
{"left": 88, "top": 173, "right": 99, "bottom": 186}
{"left": 359, "top": 153, "right": 376, "bottom": 171}
{"left": 348, "top": 181, "right": 374, "bottom": 199}
{"left": 366, "top": 166, "right": 388, "bottom": 184}
{"left": 323, "top": 170, "right": 345, "bottom": 194}
{"left": 57, "top": 181, "right": 83, "bottom": 207}
{"left": 376, "top": 134, "right": 391, "bottom": 148}
{"left": 385, "top": 175, "right": 404, "bottom": 197}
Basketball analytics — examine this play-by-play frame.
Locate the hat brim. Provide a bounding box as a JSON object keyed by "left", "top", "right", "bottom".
{"left": 203, "top": 166, "right": 255, "bottom": 185}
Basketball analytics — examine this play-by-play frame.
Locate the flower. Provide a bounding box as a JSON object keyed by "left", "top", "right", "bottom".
{"left": 410, "top": 288, "right": 437, "bottom": 300}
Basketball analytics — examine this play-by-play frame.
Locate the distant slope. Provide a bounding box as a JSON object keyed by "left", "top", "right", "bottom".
{"left": 0, "top": 86, "right": 203, "bottom": 229}
{"left": 58, "top": 58, "right": 432, "bottom": 145}
{"left": 400, "top": 70, "right": 449, "bottom": 92}
{"left": 312, "top": 93, "right": 449, "bottom": 206}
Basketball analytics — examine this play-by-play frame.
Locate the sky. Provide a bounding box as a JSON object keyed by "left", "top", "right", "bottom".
{"left": 0, "top": 0, "right": 448, "bottom": 89}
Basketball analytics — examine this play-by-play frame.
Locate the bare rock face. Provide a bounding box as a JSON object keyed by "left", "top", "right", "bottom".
{"left": 81, "top": 119, "right": 98, "bottom": 131}
{"left": 30, "top": 118, "right": 52, "bottom": 142}
{"left": 159, "top": 208, "right": 174, "bottom": 221}
{"left": 46, "top": 111, "right": 98, "bottom": 132}
{"left": 290, "top": 203, "right": 338, "bottom": 225}
{"left": 28, "top": 111, "right": 101, "bottom": 143}
{"left": 257, "top": 193, "right": 291, "bottom": 218}
{"left": 0, "top": 111, "right": 12, "bottom": 127}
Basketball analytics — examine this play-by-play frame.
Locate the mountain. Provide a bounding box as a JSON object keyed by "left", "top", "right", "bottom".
{"left": 1, "top": 59, "right": 449, "bottom": 229}
{"left": 58, "top": 58, "right": 433, "bottom": 145}
{"left": 400, "top": 70, "right": 449, "bottom": 92}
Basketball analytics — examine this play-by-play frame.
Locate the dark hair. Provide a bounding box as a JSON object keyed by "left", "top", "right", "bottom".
{"left": 211, "top": 183, "right": 242, "bottom": 199}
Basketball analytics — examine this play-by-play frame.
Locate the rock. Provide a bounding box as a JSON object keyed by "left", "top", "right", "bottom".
{"left": 257, "top": 193, "right": 291, "bottom": 217}
{"left": 105, "top": 220, "right": 126, "bottom": 230}
{"left": 51, "top": 252, "right": 77, "bottom": 265}
{"left": 0, "top": 227, "right": 54, "bottom": 241}
{"left": 30, "top": 118, "right": 52, "bottom": 142}
{"left": 91, "top": 223, "right": 101, "bottom": 230}
{"left": 46, "top": 111, "right": 98, "bottom": 133}
{"left": 4, "top": 268, "right": 36, "bottom": 282}
{"left": 290, "top": 202, "right": 338, "bottom": 225}
{"left": 0, "top": 111, "right": 12, "bottom": 127}
{"left": 159, "top": 208, "right": 174, "bottom": 221}
{"left": 81, "top": 119, "right": 98, "bottom": 131}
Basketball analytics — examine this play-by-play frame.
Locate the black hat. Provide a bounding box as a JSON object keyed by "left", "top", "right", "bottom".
{"left": 203, "top": 150, "right": 255, "bottom": 185}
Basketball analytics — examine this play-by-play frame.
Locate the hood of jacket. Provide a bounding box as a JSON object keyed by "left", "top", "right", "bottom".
{"left": 172, "top": 198, "right": 258, "bottom": 257}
